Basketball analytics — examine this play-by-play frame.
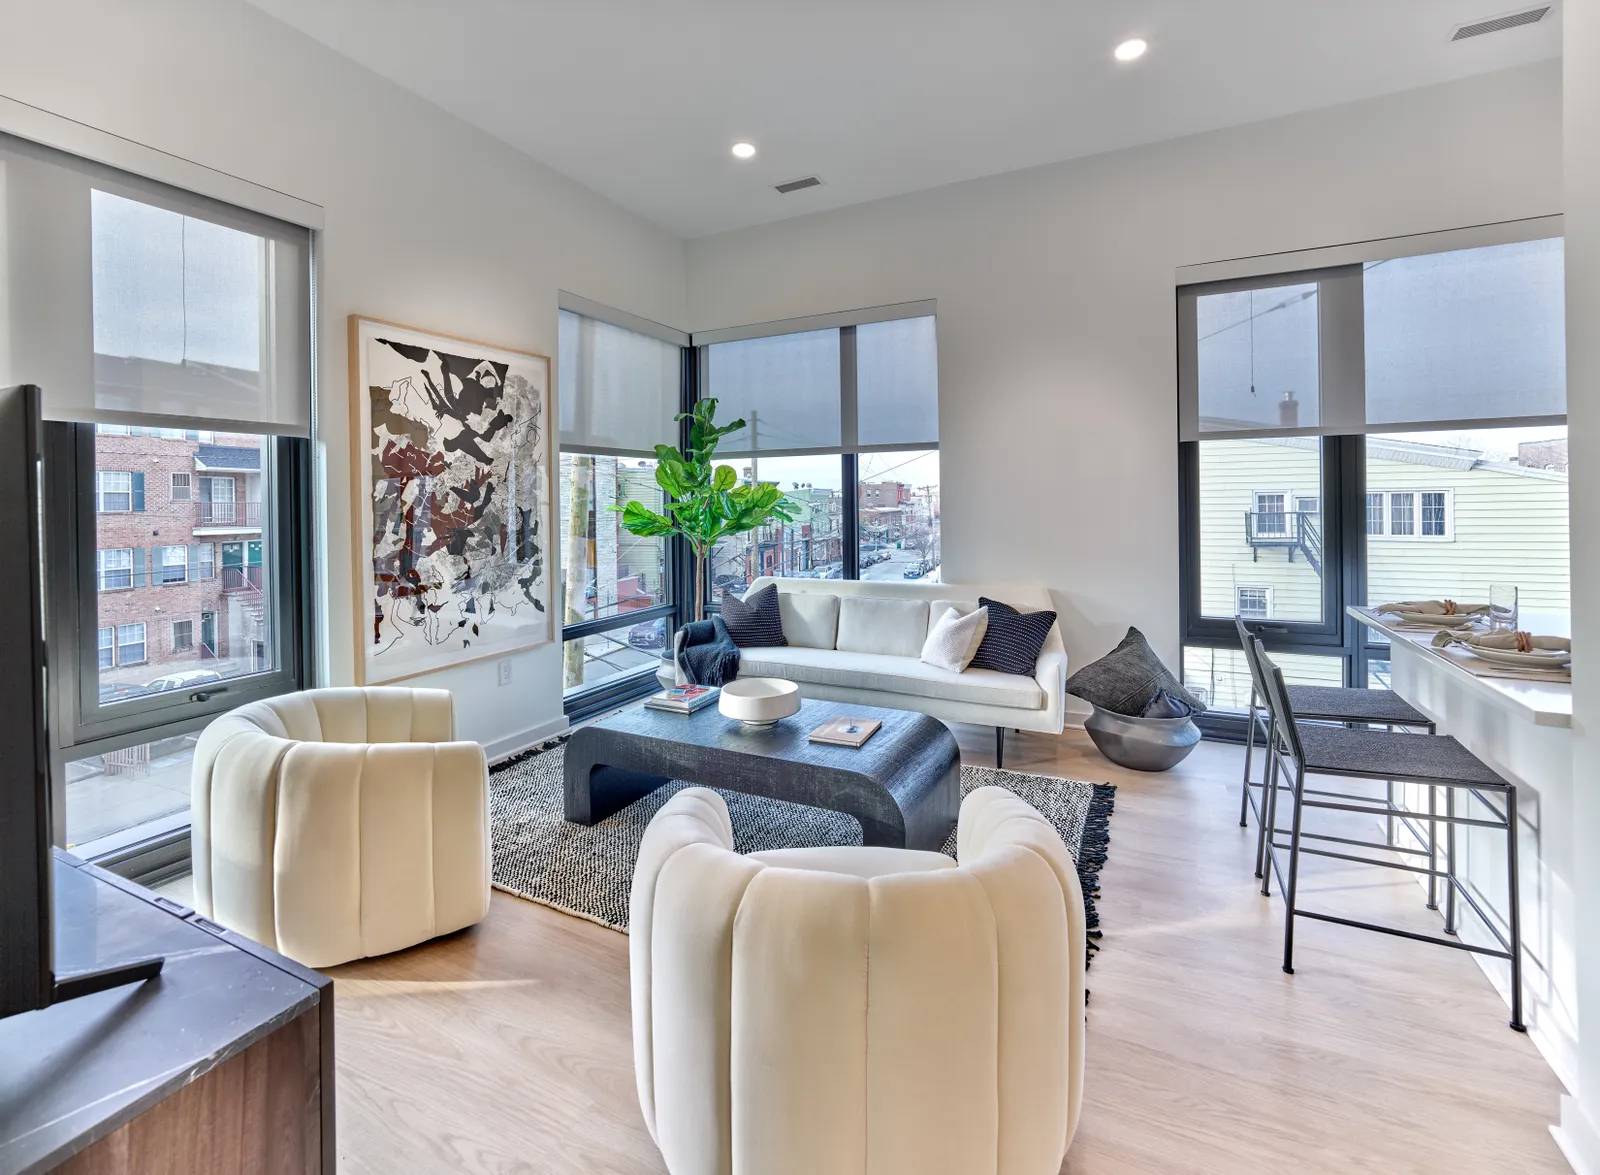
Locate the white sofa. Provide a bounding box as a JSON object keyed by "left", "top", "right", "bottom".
{"left": 667, "top": 576, "right": 1067, "bottom": 767}
{"left": 631, "top": 784, "right": 1087, "bottom": 1175}
{"left": 190, "top": 687, "right": 491, "bottom": 969}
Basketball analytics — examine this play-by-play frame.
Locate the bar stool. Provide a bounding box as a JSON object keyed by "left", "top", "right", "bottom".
{"left": 1234, "top": 617, "right": 1435, "bottom": 865}
{"left": 1253, "top": 638, "right": 1524, "bottom": 1032}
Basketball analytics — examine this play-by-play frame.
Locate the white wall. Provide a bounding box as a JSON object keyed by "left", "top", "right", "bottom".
{"left": 687, "top": 62, "right": 1563, "bottom": 713}
{"left": 1556, "top": 0, "right": 1600, "bottom": 1167}
{"left": 0, "top": 0, "right": 689, "bottom": 756}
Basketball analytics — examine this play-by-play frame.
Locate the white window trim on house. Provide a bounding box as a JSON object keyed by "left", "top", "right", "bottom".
{"left": 96, "top": 547, "right": 133, "bottom": 591}
{"left": 97, "top": 470, "right": 133, "bottom": 513}
{"left": 172, "top": 618, "right": 194, "bottom": 651}
{"left": 159, "top": 544, "right": 188, "bottom": 585}
{"left": 1369, "top": 489, "right": 1455, "bottom": 541}
{"left": 115, "top": 621, "right": 147, "bottom": 666}
{"left": 1236, "top": 585, "right": 1274, "bottom": 620}
{"left": 171, "top": 472, "right": 192, "bottom": 501}
{"left": 1252, "top": 489, "right": 1291, "bottom": 536}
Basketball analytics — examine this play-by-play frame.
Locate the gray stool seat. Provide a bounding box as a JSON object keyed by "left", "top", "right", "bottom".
{"left": 1297, "top": 725, "right": 1508, "bottom": 787}
{"left": 1286, "top": 685, "right": 1432, "bottom": 728}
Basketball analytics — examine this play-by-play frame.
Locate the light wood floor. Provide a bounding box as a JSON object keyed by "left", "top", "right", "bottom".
{"left": 327, "top": 727, "right": 1568, "bottom": 1174}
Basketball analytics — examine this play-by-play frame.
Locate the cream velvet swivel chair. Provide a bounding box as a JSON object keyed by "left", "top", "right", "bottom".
{"left": 191, "top": 687, "right": 491, "bottom": 969}
{"left": 631, "top": 786, "right": 1087, "bottom": 1175}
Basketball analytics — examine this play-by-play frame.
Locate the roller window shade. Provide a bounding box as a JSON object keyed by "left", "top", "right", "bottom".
{"left": 704, "top": 328, "right": 841, "bottom": 456}
{"left": 1363, "top": 237, "right": 1565, "bottom": 428}
{"left": 558, "top": 308, "right": 682, "bottom": 456}
{"left": 855, "top": 315, "right": 939, "bottom": 448}
{"left": 1178, "top": 232, "right": 1564, "bottom": 440}
{"left": 0, "top": 133, "right": 311, "bottom": 435}
{"left": 699, "top": 307, "right": 938, "bottom": 456}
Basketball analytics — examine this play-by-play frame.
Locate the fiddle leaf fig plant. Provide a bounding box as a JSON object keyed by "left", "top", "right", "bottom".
{"left": 612, "top": 397, "right": 800, "bottom": 619}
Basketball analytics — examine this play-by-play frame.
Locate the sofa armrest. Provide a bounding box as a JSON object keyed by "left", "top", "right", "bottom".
{"left": 1034, "top": 641, "right": 1068, "bottom": 734}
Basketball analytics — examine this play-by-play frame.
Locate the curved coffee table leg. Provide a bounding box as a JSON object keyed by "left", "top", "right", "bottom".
{"left": 565, "top": 730, "right": 670, "bottom": 825}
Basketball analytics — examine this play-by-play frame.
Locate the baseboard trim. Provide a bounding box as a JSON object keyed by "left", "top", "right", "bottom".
{"left": 484, "top": 716, "right": 570, "bottom": 765}
{"left": 1553, "top": 1097, "right": 1600, "bottom": 1174}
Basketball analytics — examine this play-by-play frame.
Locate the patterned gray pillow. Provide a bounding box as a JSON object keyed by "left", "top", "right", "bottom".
{"left": 720, "top": 583, "right": 787, "bottom": 648}
{"left": 1066, "top": 627, "right": 1207, "bottom": 716}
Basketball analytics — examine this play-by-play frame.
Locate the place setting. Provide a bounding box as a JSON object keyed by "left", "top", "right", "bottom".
{"left": 1373, "top": 586, "right": 1571, "bottom": 682}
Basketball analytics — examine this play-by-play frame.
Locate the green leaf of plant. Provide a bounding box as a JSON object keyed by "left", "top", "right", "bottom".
{"left": 713, "top": 464, "right": 736, "bottom": 491}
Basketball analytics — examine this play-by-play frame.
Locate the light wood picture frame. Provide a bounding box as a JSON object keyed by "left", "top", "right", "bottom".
{"left": 348, "top": 315, "right": 554, "bottom": 685}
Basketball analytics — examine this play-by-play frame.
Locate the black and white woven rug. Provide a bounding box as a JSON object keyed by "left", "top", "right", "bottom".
{"left": 489, "top": 741, "right": 1117, "bottom": 959}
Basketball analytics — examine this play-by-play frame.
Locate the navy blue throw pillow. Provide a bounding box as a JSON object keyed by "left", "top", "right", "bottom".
{"left": 720, "top": 584, "right": 787, "bottom": 648}
{"left": 968, "top": 597, "right": 1056, "bottom": 676}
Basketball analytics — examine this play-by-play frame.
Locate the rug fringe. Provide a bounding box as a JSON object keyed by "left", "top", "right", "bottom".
{"left": 1078, "top": 782, "right": 1117, "bottom": 963}
{"left": 492, "top": 733, "right": 570, "bottom": 770}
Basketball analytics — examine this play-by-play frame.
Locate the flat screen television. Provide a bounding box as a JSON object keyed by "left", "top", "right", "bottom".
{"left": 0, "top": 384, "right": 54, "bottom": 1018}
{"left": 0, "top": 385, "right": 162, "bottom": 1019}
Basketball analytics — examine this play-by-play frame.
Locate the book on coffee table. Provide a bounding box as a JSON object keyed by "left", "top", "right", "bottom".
{"left": 809, "top": 716, "right": 882, "bottom": 748}
{"left": 646, "top": 684, "right": 720, "bottom": 714}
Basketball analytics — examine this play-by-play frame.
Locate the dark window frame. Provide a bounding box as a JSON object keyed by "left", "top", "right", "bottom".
{"left": 560, "top": 341, "right": 696, "bottom": 722}
{"left": 1179, "top": 433, "right": 1371, "bottom": 741}
{"left": 44, "top": 423, "right": 314, "bottom": 861}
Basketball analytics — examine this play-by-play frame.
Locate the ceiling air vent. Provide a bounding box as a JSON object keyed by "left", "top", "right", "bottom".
{"left": 1451, "top": 5, "right": 1551, "bottom": 40}
{"left": 774, "top": 175, "right": 824, "bottom": 195}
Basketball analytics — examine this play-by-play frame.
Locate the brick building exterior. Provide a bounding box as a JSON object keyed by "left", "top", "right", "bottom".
{"left": 94, "top": 426, "right": 268, "bottom": 695}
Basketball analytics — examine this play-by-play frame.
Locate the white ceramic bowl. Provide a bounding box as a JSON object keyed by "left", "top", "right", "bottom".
{"left": 719, "top": 677, "right": 801, "bottom": 728}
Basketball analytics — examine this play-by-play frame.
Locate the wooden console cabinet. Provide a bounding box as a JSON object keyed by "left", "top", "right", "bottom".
{"left": 0, "top": 853, "right": 334, "bottom": 1174}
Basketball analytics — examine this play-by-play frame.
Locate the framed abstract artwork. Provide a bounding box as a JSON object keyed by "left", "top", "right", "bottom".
{"left": 348, "top": 316, "right": 553, "bottom": 684}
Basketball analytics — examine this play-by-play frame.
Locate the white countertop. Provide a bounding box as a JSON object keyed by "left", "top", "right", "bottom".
{"left": 1349, "top": 606, "right": 1572, "bottom": 728}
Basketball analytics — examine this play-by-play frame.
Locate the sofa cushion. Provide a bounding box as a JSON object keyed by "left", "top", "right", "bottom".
{"left": 969, "top": 597, "right": 1057, "bottom": 676}
{"left": 738, "top": 646, "right": 1045, "bottom": 710}
{"left": 836, "top": 596, "right": 930, "bottom": 658}
{"left": 722, "top": 583, "right": 787, "bottom": 648}
{"left": 779, "top": 592, "right": 840, "bottom": 650}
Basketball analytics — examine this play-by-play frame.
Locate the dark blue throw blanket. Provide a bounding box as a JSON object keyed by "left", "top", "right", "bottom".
{"left": 670, "top": 616, "right": 741, "bottom": 686}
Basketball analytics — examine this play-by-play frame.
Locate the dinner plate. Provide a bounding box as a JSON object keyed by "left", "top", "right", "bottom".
{"left": 1385, "top": 610, "right": 1481, "bottom": 627}
{"left": 1461, "top": 645, "right": 1572, "bottom": 670}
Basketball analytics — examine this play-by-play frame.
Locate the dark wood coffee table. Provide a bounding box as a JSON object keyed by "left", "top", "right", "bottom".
{"left": 564, "top": 697, "right": 961, "bottom": 850}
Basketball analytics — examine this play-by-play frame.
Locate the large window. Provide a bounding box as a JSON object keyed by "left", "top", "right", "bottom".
{"left": 1178, "top": 228, "right": 1566, "bottom": 729}
{"left": 557, "top": 300, "right": 687, "bottom": 710}
{"left": 9, "top": 134, "right": 316, "bottom": 865}
{"left": 858, "top": 450, "right": 940, "bottom": 582}
{"left": 1365, "top": 427, "right": 1568, "bottom": 649}
{"left": 699, "top": 304, "right": 939, "bottom": 604}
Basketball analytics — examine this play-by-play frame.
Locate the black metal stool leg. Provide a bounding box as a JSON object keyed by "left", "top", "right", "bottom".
{"left": 1444, "top": 785, "right": 1458, "bottom": 935}
{"left": 1259, "top": 720, "right": 1280, "bottom": 891}
{"left": 1506, "top": 784, "right": 1526, "bottom": 1033}
{"left": 1240, "top": 692, "right": 1258, "bottom": 828}
{"left": 995, "top": 726, "right": 1004, "bottom": 770}
{"left": 1426, "top": 784, "right": 1440, "bottom": 911}
{"left": 1282, "top": 760, "right": 1307, "bottom": 974}
{"left": 1386, "top": 725, "right": 1396, "bottom": 847}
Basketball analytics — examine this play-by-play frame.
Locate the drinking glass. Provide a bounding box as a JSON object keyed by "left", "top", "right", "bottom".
{"left": 1489, "top": 584, "right": 1519, "bottom": 632}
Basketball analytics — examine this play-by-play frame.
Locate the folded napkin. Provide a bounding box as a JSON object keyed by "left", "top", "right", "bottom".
{"left": 1377, "top": 600, "right": 1489, "bottom": 616}
{"left": 1431, "top": 629, "right": 1570, "bottom": 653}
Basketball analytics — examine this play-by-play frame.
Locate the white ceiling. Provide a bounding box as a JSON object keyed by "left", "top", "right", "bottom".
{"left": 247, "top": 0, "right": 1562, "bottom": 239}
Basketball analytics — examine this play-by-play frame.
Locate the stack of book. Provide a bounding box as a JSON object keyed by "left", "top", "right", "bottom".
{"left": 646, "top": 684, "right": 720, "bottom": 714}
{"left": 808, "top": 716, "right": 882, "bottom": 748}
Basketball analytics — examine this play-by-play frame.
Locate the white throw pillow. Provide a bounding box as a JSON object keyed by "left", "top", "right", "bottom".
{"left": 920, "top": 606, "right": 990, "bottom": 673}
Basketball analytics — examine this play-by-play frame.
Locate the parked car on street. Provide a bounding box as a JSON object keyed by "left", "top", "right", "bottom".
{"left": 628, "top": 622, "right": 665, "bottom": 650}
{"left": 903, "top": 563, "right": 926, "bottom": 579}
{"left": 145, "top": 669, "right": 224, "bottom": 693}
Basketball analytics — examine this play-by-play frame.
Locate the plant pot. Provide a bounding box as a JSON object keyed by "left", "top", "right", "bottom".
{"left": 1084, "top": 705, "right": 1201, "bottom": 772}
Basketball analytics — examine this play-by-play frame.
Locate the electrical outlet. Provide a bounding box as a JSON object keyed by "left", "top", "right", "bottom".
{"left": 498, "top": 659, "right": 513, "bottom": 687}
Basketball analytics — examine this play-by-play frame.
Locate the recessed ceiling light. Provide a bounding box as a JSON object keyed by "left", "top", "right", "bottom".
{"left": 731, "top": 142, "right": 757, "bottom": 159}
{"left": 1114, "top": 38, "right": 1148, "bottom": 62}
